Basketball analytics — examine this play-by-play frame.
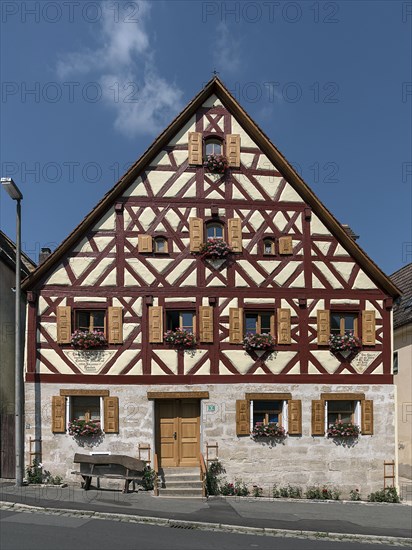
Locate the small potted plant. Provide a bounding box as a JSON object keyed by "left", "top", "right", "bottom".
{"left": 197, "top": 238, "right": 233, "bottom": 259}
{"left": 243, "top": 333, "right": 276, "bottom": 353}
{"left": 252, "top": 423, "right": 287, "bottom": 439}
{"left": 68, "top": 418, "right": 102, "bottom": 437}
{"left": 204, "top": 154, "right": 229, "bottom": 174}
{"left": 328, "top": 332, "right": 361, "bottom": 358}
{"left": 327, "top": 421, "right": 360, "bottom": 439}
{"left": 71, "top": 330, "right": 107, "bottom": 350}
{"left": 164, "top": 328, "right": 197, "bottom": 349}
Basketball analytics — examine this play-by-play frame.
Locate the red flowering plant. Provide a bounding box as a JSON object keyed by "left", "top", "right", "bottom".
{"left": 68, "top": 419, "right": 102, "bottom": 437}
{"left": 204, "top": 154, "right": 229, "bottom": 174}
{"left": 197, "top": 238, "right": 233, "bottom": 259}
{"left": 71, "top": 330, "right": 107, "bottom": 350}
{"left": 252, "top": 423, "right": 287, "bottom": 439}
{"left": 164, "top": 329, "right": 197, "bottom": 349}
{"left": 328, "top": 332, "right": 361, "bottom": 354}
{"left": 327, "top": 421, "right": 360, "bottom": 439}
{"left": 243, "top": 333, "right": 276, "bottom": 353}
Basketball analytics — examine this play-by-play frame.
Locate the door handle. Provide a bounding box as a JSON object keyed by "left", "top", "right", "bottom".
{"left": 173, "top": 432, "right": 177, "bottom": 440}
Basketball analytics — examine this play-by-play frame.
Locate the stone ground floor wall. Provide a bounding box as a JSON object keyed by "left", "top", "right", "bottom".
{"left": 24, "top": 382, "right": 396, "bottom": 498}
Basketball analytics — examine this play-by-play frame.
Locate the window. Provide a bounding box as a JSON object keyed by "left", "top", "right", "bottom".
{"left": 75, "top": 310, "right": 105, "bottom": 333}
{"left": 206, "top": 222, "right": 224, "bottom": 239}
{"left": 263, "top": 239, "right": 275, "bottom": 255}
{"left": 245, "top": 312, "right": 274, "bottom": 335}
{"left": 327, "top": 400, "right": 356, "bottom": 427}
{"left": 154, "top": 237, "right": 168, "bottom": 253}
{"left": 330, "top": 312, "right": 358, "bottom": 336}
{"left": 393, "top": 351, "right": 399, "bottom": 375}
{"left": 205, "top": 138, "right": 222, "bottom": 156}
{"left": 71, "top": 396, "right": 101, "bottom": 422}
{"left": 253, "top": 400, "right": 282, "bottom": 425}
{"left": 166, "top": 310, "right": 195, "bottom": 333}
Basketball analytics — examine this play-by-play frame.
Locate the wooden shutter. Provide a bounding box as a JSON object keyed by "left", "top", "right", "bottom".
{"left": 199, "top": 306, "right": 213, "bottom": 343}
{"left": 361, "top": 400, "right": 374, "bottom": 435}
{"left": 189, "top": 217, "right": 204, "bottom": 252}
{"left": 236, "top": 400, "right": 250, "bottom": 435}
{"left": 188, "top": 132, "right": 203, "bottom": 165}
{"left": 228, "top": 218, "right": 242, "bottom": 252}
{"left": 279, "top": 236, "right": 293, "bottom": 255}
{"left": 138, "top": 234, "right": 153, "bottom": 253}
{"left": 362, "top": 310, "right": 376, "bottom": 345}
{"left": 277, "top": 308, "right": 291, "bottom": 344}
{"left": 57, "top": 306, "right": 71, "bottom": 344}
{"left": 317, "top": 310, "right": 330, "bottom": 345}
{"left": 104, "top": 396, "right": 119, "bottom": 433}
{"left": 149, "top": 306, "right": 163, "bottom": 343}
{"left": 288, "top": 400, "right": 302, "bottom": 435}
{"left": 51, "top": 396, "right": 66, "bottom": 433}
{"left": 226, "top": 134, "right": 240, "bottom": 168}
{"left": 229, "top": 308, "right": 243, "bottom": 343}
{"left": 108, "top": 306, "right": 123, "bottom": 344}
{"left": 311, "top": 400, "right": 325, "bottom": 435}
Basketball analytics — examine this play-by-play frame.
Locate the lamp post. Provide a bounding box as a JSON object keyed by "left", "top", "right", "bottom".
{"left": 1, "top": 177, "right": 24, "bottom": 486}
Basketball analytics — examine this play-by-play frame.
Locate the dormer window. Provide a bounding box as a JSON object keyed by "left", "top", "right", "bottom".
{"left": 205, "top": 138, "right": 222, "bottom": 156}
{"left": 206, "top": 222, "right": 224, "bottom": 239}
{"left": 154, "top": 237, "right": 168, "bottom": 254}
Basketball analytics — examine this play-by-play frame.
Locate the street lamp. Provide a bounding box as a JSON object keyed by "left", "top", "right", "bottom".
{"left": 1, "top": 177, "right": 24, "bottom": 486}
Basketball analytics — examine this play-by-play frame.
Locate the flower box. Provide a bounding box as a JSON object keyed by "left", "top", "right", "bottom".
{"left": 164, "top": 329, "right": 197, "bottom": 349}
{"left": 243, "top": 333, "right": 276, "bottom": 353}
{"left": 328, "top": 333, "right": 361, "bottom": 354}
{"left": 197, "top": 239, "right": 233, "bottom": 259}
{"left": 71, "top": 330, "right": 107, "bottom": 350}
{"left": 68, "top": 419, "right": 102, "bottom": 437}
{"left": 252, "top": 423, "right": 286, "bottom": 439}
{"left": 327, "top": 422, "right": 360, "bottom": 439}
{"left": 204, "top": 154, "right": 229, "bottom": 174}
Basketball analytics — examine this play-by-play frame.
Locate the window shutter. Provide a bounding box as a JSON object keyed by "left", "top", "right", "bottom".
{"left": 189, "top": 217, "right": 204, "bottom": 252}
{"left": 311, "top": 400, "right": 325, "bottom": 435}
{"left": 317, "top": 310, "right": 330, "bottom": 345}
{"left": 236, "top": 399, "right": 250, "bottom": 435}
{"left": 288, "top": 400, "right": 302, "bottom": 435}
{"left": 138, "top": 234, "right": 153, "bottom": 253}
{"left": 229, "top": 308, "right": 243, "bottom": 343}
{"left": 277, "top": 308, "right": 291, "bottom": 344}
{"left": 278, "top": 236, "right": 293, "bottom": 255}
{"left": 362, "top": 310, "right": 376, "bottom": 345}
{"left": 228, "top": 218, "right": 242, "bottom": 252}
{"left": 361, "top": 400, "right": 374, "bottom": 435}
{"left": 57, "top": 306, "right": 71, "bottom": 344}
{"left": 226, "top": 134, "right": 240, "bottom": 168}
{"left": 149, "top": 306, "right": 163, "bottom": 343}
{"left": 108, "top": 306, "right": 123, "bottom": 344}
{"left": 199, "top": 306, "right": 213, "bottom": 343}
{"left": 188, "top": 132, "right": 203, "bottom": 165}
{"left": 51, "top": 396, "right": 66, "bottom": 433}
{"left": 104, "top": 396, "right": 119, "bottom": 433}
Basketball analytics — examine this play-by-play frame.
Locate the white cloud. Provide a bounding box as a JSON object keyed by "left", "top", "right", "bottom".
{"left": 56, "top": 1, "right": 182, "bottom": 137}
{"left": 212, "top": 22, "right": 242, "bottom": 75}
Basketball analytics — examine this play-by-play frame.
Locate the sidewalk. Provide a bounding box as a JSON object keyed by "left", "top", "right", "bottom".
{"left": 1, "top": 480, "right": 412, "bottom": 545}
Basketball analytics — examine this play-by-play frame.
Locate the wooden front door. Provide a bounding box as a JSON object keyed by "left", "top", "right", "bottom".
{"left": 156, "top": 399, "right": 200, "bottom": 467}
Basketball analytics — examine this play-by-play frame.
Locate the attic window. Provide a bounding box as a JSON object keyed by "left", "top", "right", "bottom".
{"left": 403, "top": 298, "right": 412, "bottom": 310}
{"left": 205, "top": 138, "right": 222, "bottom": 156}
{"left": 154, "top": 237, "right": 168, "bottom": 254}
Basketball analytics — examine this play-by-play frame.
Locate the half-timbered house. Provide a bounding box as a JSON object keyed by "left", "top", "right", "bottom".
{"left": 22, "top": 77, "right": 400, "bottom": 495}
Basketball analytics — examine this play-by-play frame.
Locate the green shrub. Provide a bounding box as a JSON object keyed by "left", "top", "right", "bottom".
{"left": 25, "top": 458, "right": 43, "bottom": 484}
{"left": 141, "top": 466, "right": 156, "bottom": 491}
{"left": 349, "top": 488, "right": 362, "bottom": 501}
{"left": 272, "top": 484, "right": 303, "bottom": 499}
{"left": 367, "top": 487, "right": 400, "bottom": 503}
{"left": 206, "top": 460, "right": 225, "bottom": 496}
{"left": 220, "top": 479, "right": 249, "bottom": 496}
{"left": 305, "top": 486, "right": 340, "bottom": 500}
{"left": 252, "top": 485, "right": 263, "bottom": 497}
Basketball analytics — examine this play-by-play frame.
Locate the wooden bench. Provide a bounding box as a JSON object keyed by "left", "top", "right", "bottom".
{"left": 72, "top": 453, "right": 147, "bottom": 493}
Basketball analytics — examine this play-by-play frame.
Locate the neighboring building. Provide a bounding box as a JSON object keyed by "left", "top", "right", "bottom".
{"left": 0, "top": 230, "right": 36, "bottom": 478}
{"left": 21, "top": 77, "right": 400, "bottom": 495}
{"left": 391, "top": 263, "right": 412, "bottom": 479}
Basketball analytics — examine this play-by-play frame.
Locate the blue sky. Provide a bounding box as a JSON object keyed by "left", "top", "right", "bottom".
{"left": 1, "top": 0, "right": 411, "bottom": 276}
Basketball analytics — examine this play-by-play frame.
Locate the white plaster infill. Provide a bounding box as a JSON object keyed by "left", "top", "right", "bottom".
{"left": 63, "top": 350, "right": 117, "bottom": 374}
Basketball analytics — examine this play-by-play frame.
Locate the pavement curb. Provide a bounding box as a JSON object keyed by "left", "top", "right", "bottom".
{"left": 1, "top": 500, "right": 411, "bottom": 546}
